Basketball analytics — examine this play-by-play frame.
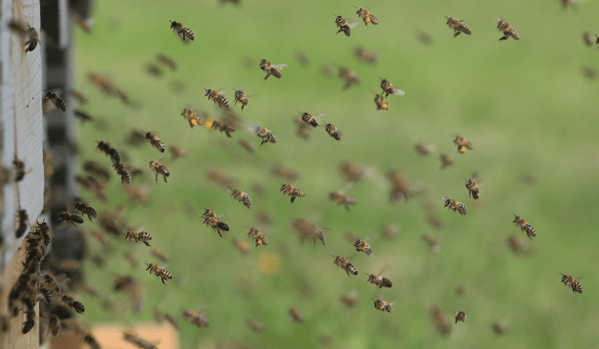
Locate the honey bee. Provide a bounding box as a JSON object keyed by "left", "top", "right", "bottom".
{"left": 294, "top": 118, "right": 312, "bottom": 140}
{"left": 145, "top": 262, "right": 172, "bottom": 285}
{"left": 415, "top": 143, "right": 434, "bottom": 156}
{"left": 353, "top": 236, "right": 372, "bottom": 255}
{"left": 58, "top": 210, "right": 84, "bottom": 228}
{"left": 183, "top": 309, "right": 209, "bottom": 328}
{"left": 507, "top": 234, "right": 530, "bottom": 255}
{"left": 246, "top": 318, "right": 264, "bottom": 333}
{"left": 334, "top": 15, "right": 359, "bottom": 37}
{"left": 230, "top": 188, "right": 252, "bottom": 209}
{"left": 272, "top": 164, "right": 299, "bottom": 182}
{"left": 455, "top": 284, "right": 467, "bottom": 297}
{"left": 62, "top": 295, "right": 85, "bottom": 313}
{"left": 422, "top": 234, "right": 441, "bottom": 252}
{"left": 206, "top": 169, "right": 236, "bottom": 187}
{"left": 338, "top": 67, "right": 361, "bottom": 89}
{"left": 204, "top": 89, "right": 229, "bottom": 108}
{"left": 332, "top": 255, "right": 358, "bottom": 276}
{"left": 452, "top": 135, "right": 474, "bottom": 153}
{"left": 149, "top": 160, "right": 169, "bottom": 183}
{"left": 373, "top": 295, "right": 393, "bottom": 313}
{"left": 211, "top": 120, "right": 235, "bottom": 138}
{"left": 560, "top": 273, "right": 583, "bottom": 293}
{"left": 299, "top": 111, "right": 324, "bottom": 128}
{"left": 24, "top": 24, "right": 41, "bottom": 52}
{"left": 366, "top": 268, "right": 393, "bottom": 289}
{"left": 48, "top": 314, "right": 62, "bottom": 338}
{"left": 113, "top": 162, "right": 131, "bottom": 184}
{"left": 583, "top": 32, "right": 594, "bottom": 46}
{"left": 379, "top": 77, "right": 405, "bottom": 97}
{"left": 373, "top": 93, "right": 388, "bottom": 110}
{"left": 169, "top": 20, "right": 194, "bottom": 42}
{"left": 439, "top": 196, "right": 467, "bottom": 215}
{"left": 237, "top": 139, "right": 255, "bottom": 154}
{"left": 71, "top": 90, "right": 89, "bottom": 103}
{"left": 339, "top": 162, "right": 364, "bottom": 182}
{"left": 280, "top": 183, "right": 305, "bottom": 203}
{"left": 126, "top": 228, "right": 153, "bottom": 246}
{"left": 202, "top": 209, "right": 229, "bottom": 238}
{"left": 430, "top": 305, "right": 451, "bottom": 336}
{"left": 168, "top": 146, "right": 188, "bottom": 160}
{"left": 73, "top": 110, "right": 93, "bottom": 123}
{"left": 324, "top": 122, "right": 342, "bottom": 141}
{"left": 340, "top": 290, "right": 359, "bottom": 307}
{"left": 142, "top": 131, "right": 165, "bottom": 153}
{"left": 295, "top": 51, "right": 310, "bottom": 66}
{"left": 43, "top": 90, "right": 66, "bottom": 112}
{"left": 89, "top": 72, "right": 116, "bottom": 95}
{"left": 247, "top": 228, "right": 268, "bottom": 247}
{"left": 73, "top": 202, "right": 97, "bottom": 221}
{"left": 146, "top": 64, "right": 163, "bottom": 77}
{"left": 464, "top": 176, "right": 481, "bottom": 200}
{"left": 233, "top": 88, "right": 249, "bottom": 111}
{"left": 439, "top": 154, "right": 454, "bottom": 169}
{"left": 454, "top": 310, "right": 467, "bottom": 323}
{"left": 259, "top": 59, "right": 287, "bottom": 80}
{"left": 154, "top": 310, "right": 179, "bottom": 330}
{"left": 329, "top": 190, "right": 356, "bottom": 211}
{"left": 416, "top": 31, "right": 432, "bottom": 45}
{"left": 250, "top": 125, "right": 277, "bottom": 146}
{"left": 22, "top": 309, "right": 36, "bottom": 334}
{"left": 445, "top": 17, "right": 471, "bottom": 38}
{"left": 157, "top": 54, "right": 177, "bottom": 70}
{"left": 15, "top": 209, "right": 29, "bottom": 238}
{"left": 513, "top": 214, "right": 536, "bottom": 238}
{"left": 354, "top": 7, "right": 378, "bottom": 26}
{"left": 123, "top": 331, "right": 160, "bottom": 349}
{"left": 180, "top": 108, "right": 201, "bottom": 128}
{"left": 288, "top": 308, "right": 304, "bottom": 323}
{"left": 232, "top": 238, "right": 250, "bottom": 254}
{"left": 76, "top": 17, "right": 94, "bottom": 33}
{"left": 496, "top": 18, "right": 519, "bottom": 41}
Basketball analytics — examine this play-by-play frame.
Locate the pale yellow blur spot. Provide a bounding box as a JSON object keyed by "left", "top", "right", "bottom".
{"left": 257, "top": 253, "right": 281, "bottom": 275}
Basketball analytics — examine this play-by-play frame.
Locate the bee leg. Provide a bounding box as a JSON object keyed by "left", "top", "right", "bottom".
{"left": 453, "top": 31, "right": 460, "bottom": 38}
{"left": 161, "top": 278, "right": 167, "bottom": 285}
{"left": 264, "top": 73, "right": 270, "bottom": 81}
{"left": 143, "top": 241, "right": 152, "bottom": 247}
{"left": 155, "top": 173, "right": 158, "bottom": 182}
{"left": 163, "top": 176, "right": 168, "bottom": 183}
{"left": 290, "top": 196, "right": 296, "bottom": 204}
{"left": 344, "top": 204, "right": 351, "bottom": 212}
{"left": 70, "top": 222, "right": 79, "bottom": 228}
{"left": 216, "top": 229, "right": 223, "bottom": 238}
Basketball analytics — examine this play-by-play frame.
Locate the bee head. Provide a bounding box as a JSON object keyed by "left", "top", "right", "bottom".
{"left": 204, "top": 89, "right": 212, "bottom": 96}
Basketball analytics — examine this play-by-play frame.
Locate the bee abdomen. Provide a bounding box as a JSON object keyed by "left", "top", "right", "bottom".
{"left": 271, "top": 70, "right": 282, "bottom": 79}
{"left": 55, "top": 98, "right": 67, "bottom": 112}
{"left": 184, "top": 28, "right": 194, "bottom": 41}
{"left": 217, "top": 222, "right": 229, "bottom": 232}
{"left": 348, "top": 264, "right": 358, "bottom": 275}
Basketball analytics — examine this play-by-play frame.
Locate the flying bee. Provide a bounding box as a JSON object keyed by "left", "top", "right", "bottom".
{"left": 233, "top": 88, "right": 249, "bottom": 111}
{"left": 513, "top": 214, "right": 536, "bottom": 238}
{"left": 496, "top": 18, "right": 519, "bottom": 41}
{"left": 142, "top": 130, "right": 165, "bottom": 153}
{"left": 454, "top": 310, "right": 467, "bottom": 323}
{"left": 239, "top": 139, "right": 255, "bottom": 154}
{"left": 247, "top": 228, "right": 268, "bottom": 247}
{"left": 123, "top": 331, "right": 160, "bottom": 349}
{"left": 373, "top": 295, "right": 393, "bottom": 313}
{"left": 73, "top": 110, "right": 93, "bottom": 122}
{"left": 183, "top": 309, "right": 209, "bottom": 328}
{"left": 560, "top": 273, "right": 583, "bottom": 293}
{"left": 230, "top": 188, "right": 252, "bottom": 209}
{"left": 15, "top": 209, "right": 29, "bottom": 238}
{"left": 73, "top": 202, "right": 97, "bottom": 221}
{"left": 355, "top": 47, "right": 377, "bottom": 64}
{"left": 250, "top": 125, "right": 276, "bottom": 146}
{"left": 334, "top": 14, "right": 359, "bottom": 37}
{"left": 180, "top": 108, "right": 201, "bottom": 128}
{"left": 145, "top": 262, "right": 172, "bottom": 285}
{"left": 43, "top": 90, "right": 66, "bottom": 112}
{"left": 232, "top": 238, "right": 250, "bottom": 254}
{"left": 338, "top": 67, "right": 361, "bottom": 89}
{"left": 340, "top": 290, "right": 359, "bottom": 307}
{"left": 272, "top": 164, "right": 299, "bottom": 182}
{"left": 379, "top": 77, "right": 405, "bottom": 97}
{"left": 149, "top": 160, "right": 169, "bottom": 183}
{"left": 422, "top": 234, "right": 441, "bottom": 252}
{"left": 440, "top": 154, "right": 454, "bottom": 169}
{"left": 204, "top": 89, "right": 228, "bottom": 107}
{"left": 332, "top": 255, "right": 358, "bottom": 276}
{"left": 453, "top": 135, "right": 474, "bottom": 153}
{"left": 246, "top": 319, "right": 264, "bottom": 333}
{"left": 299, "top": 111, "right": 324, "bottom": 128}
{"left": 445, "top": 17, "right": 471, "bottom": 38}
{"left": 202, "top": 210, "right": 229, "bottom": 238}
{"left": 430, "top": 305, "right": 451, "bottom": 336}
{"left": 62, "top": 295, "right": 85, "bottom": 314}
{"left": 157, "top": 54, "right": 177, "bottom": 70}
{"left": 211, "top": 120, "right": 235, "bottom": 137}
{"left": 169, "top": 20, "right": 194, "bottom": 42}
{"left": 324, "top": 122, "right": 342, "bottom": 141}
{"left": 373, "top": 93, "right": 388, "bottom": 110}
{"left": 259, "top": 58, "right": 287, "bottom": 80}
{"left": 48, "top": 314, "right": 62, "bottom": 338}
{"left": 294, "top": 118, "right": 311, "bottom": 139}
{"left": 280, "top": 183, "right": 305, "bottom": 203}
{"left": 366, "top": 268, "right": 393, "bottom": 289}
{"left": 126, "top": 228, "right": 153, "bottom": 246}
{"left": 113, "top": 162, "right": 132, "bottom": 184}
{"left": 23, "top": 24, "right": 41, "bottom": 52}
{"left": 353, "top": 236, "right": 372, "bottom": 255}
{"left": 354, "top": 7, "right": 378, "bottom": 25}
{"left": 58, "top": 210, "right": 84, "bottom": 228}
{"left": 415, "top": 143, "right": 434, "bottom": 156}
{"left": 439, "top": 196, "right": 467, "bottom": 215}
{"left": 492, "top": 320, "right": 509, "bottom": 335}
{"left": 330, "top": 190, "right": 357, "bottom": 211}
{"left": 288, "top": 308, "right": 304, "bottom": 323}
{"left": 583, "top": 32, "right": 594, "bottom": 46}
{"left": 464, "top": 176, "right": 482, "bottom": 199}
{"left": 561, "top": 0, "right": 578, "bottom": 10}
{"left": 71, "top": 90, "right": 88, "bottom": 103}
{"left": 169, "top": 146, "right": 188, "bottom": 160}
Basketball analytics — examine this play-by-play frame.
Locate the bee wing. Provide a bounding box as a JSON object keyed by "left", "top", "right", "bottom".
{"left": 349, "top": 22, "right": 360, "bottom": 29}
{"left": 378, "top": 265, "right": 390, "bottom": 275}
{"left": 273, "top": 64, "right": 288, "bottom": 70}
{"left": 394, "top": 89, "right": 405, "bottom": 96}
{"left": 217, "top": 89, "right": 227, "bottom": 95}
{"left": 246, "top": 123, "right": 260, "bottom": 135}
{"left": 342, "top": 181, "right": 354, "bottom": 192}
{"left": 314, "top": 113, "right": 326, "bottom": 123}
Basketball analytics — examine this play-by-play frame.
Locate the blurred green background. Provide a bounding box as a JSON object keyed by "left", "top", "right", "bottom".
{"left": 72, "top": 0, "right": 599, "bottom": 348}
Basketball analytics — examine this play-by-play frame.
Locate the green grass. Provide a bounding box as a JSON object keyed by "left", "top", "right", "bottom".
{"left": 72, "top": 0, "right": 599, "bottom": 348}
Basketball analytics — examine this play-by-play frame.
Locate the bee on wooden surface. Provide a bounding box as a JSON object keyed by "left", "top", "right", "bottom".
{"left": 58, "top": 210, "right": 84, "bottom": 228}
{"left": 22, "top": 309, "right": 36, "bottom": 334}
{"left": 430, "top": 305, "right": 451, "bottom": 336}
{"left": 464, "top": 176, "right": 481, "bottom": 200}
{"left": 299, "top": 111, "right": 324, "bottom": 128}
{"left": 288, "top": 308, "right": 304, "bottom": 323}
{"left": 246, "top": 318, "right": 264, "bottom": 333}
{"left": 42, "top": 272, "right": 68, "bottom": 294}
{"left": 73, "top": 202, "right": 97, "bottom": 221}
{"left": 373, "top": 295, "right": 393, "bottom": 313}
{"left": 333, "top": 255, "right": 358, "bottom": 276}
{"left": 560, "top": 273, "right": 583, "bottom": 293}
{"left": 334, "top": 14, "right": 359, "bottom": 37}
{"left": 445, "top": 17, "right": 471, "bottom": 38}
{"left": 43, "top": 90, "right": 66, "bottom": 112}
{"left": 123, "top": 331, "right": 159, "bottom": 349}
{"left": 206, "top": 169, "right": 236, "bottom": 187}
{"left": 149, "top": 160, "right": 169, "bottom": 183}
{"left": 233, "top": 88, "right": 249, "bottom": 111}
{"left": 416, "top": 31, "right": 432, "bottom": 44}
{"left": 355, "top": 7, "right": 378, "bottom": 26}
{"left": 439, "top": 196, "right": 467, "bottom": 215}
{"left": 157, "top": 54, "right": 177, "bottom": 70}
{"left": 23, "top": 24, "right": 41, "bottom": 52}
{"left": 583, "top": 32, "right": 594, "bottom": 46}
{"left": 232, "top": 238, "right": 250, "bottom": 254}
{"left": 145, "top": 262, "right": 172, "bottom": 285}
{"left": 247, "top": 228, "right": 268, "bottom": 246}
{"left": 496, "top": 18, "right": 519, "bottom": 41}
{"left": 280, "top": 183, "right": 305, "bottom": 203}
{"left": 324, "top": 122, "right": 342, "bottom": 141}
{"left": 125, "top": 228, "right": 153, "bottom": 246}
{"left": 62, "top": 295, "right": 85, "bottom": 313}
{"left": 70, "top": 89, "right": 88, "bottom": 104}
{"left": 113, "top": 162, "right": 131, "bottom": 184}
{"left": 15, "top": 209, "right": 29, "bottom": 238}
{"left": 454, "top": 310, "right": 467, "bottom": 323}
{"left": 374, "top": 93, "right": 388, "bottom": 110}
{"left": 513, "top": 214, "right": 536, "bottom": 238}
{"left": 422, "top": 234, "right": 441, "bottom": 252}
{"left": 340, "top": 290, "right": 359, "bottom": 307}
{"left": 440, "top": 154, "right": 454, "bottom": 169}
{"left": 142, "top": 130, "right": 165, "bottom": 153}
{"left": 379, "top": 77, "right": 405, "bottom": 97}
{"left": 202, "top": 210, "right": 229, "bottom": 238}
{"left": 169, "top": 20, "right": 194, "bottom": 42}
{"left": 366, "top": 269, "right": 393, "bottom": 289}
{"left": 259, "top": 58, "right": 287, "bottom": 80}
{"left": 452, "top": 135, "right": 474, "bottom": 153}
{"left": 338, "top": 67, "right": 361, "bottom": 89}
{"left": 415, "top": 143, "right": 434, "bottom": 156}
{"left": 230, "top": 188, "right": 252, "bottom": 209}
{"left": 183, "top": 309, "right": 209, "bottom": 328}
{"left": 250, "top": 125, "right": 277, "bottom": 146}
